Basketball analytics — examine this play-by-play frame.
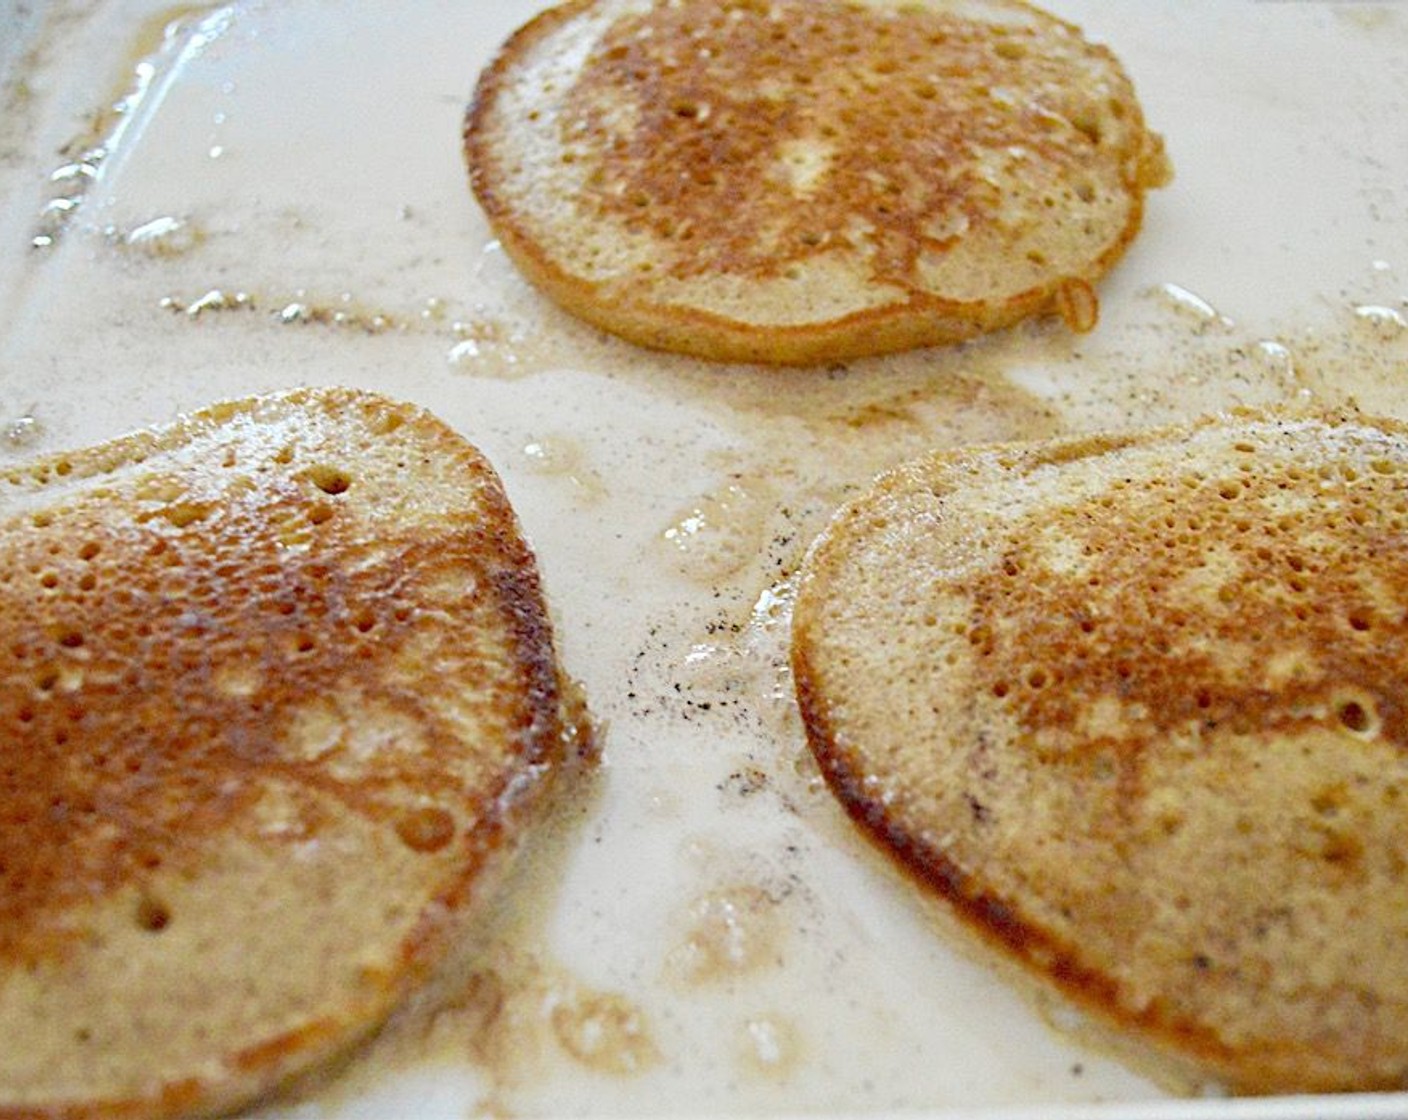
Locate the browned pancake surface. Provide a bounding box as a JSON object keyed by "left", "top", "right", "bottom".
{"left": 466, "top": 0, "right": 1170, "bottom": 364}
{"left": 0, "top": 387, "right": 585, "bottom": 1118}
{"left": 791, "top": 409, "right": 1408, "bottom": 1093}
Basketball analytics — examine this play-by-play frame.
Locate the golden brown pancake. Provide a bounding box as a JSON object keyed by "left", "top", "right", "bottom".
{"left": 791, "top": 408, "right": 1408, "bottom": 1094}
{"left": 0, "top": 387, "right": 589, "bottom": 1118}
{"left": 464, "top": 0, "right": 1171, "bottom": 365}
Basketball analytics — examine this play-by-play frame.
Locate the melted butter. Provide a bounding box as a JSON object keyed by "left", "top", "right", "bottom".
{"left": 30, "top": 6, "right": 230, "bottom": 251}
{"left": 154, "top": 286, "right": 443, "bottom": 335}
{"left": 1352, "top": 303, "right": 1407, "bottom": 338}
{"left": 548, "top": 986, "right": 661, "bottom": 1076}
{"left": 666, "top": 885, "right": 787, "bottom": 987}
{"left": 675, "top": 576, "right": 827, "bottom": 807}
{"left": 661, "top": 480, "right": 776, "bottom": 584}
{"left": 412, "top": 950, "right": 665, "bottom": 1084}
{"left": 518, "top": 436, "right": 609, "bottom": 506}
{"left": 4, "top": 0, "right": 1408, "bottom": 1113}
{"left": 4, "top": 414, "right": 42, "bottom": 450}
{"left": 446, "top": 320, "right": 530, "bottom": 375}
{"left": 1148, "top": 282, "right": 1235, "bottom": 333}
{"left": 123, "top": 215, "right": 205, "bottom": 257}
{"left": 739, "top": 1013, "right": 803, "bottom": 1081}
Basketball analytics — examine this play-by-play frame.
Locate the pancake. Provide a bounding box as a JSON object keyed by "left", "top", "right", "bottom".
{"left": 790, "top": 408, "right": 1408, "bottom": 1093}
{"left": 0, "top": 387, "right": 590, "bottom": 1118}
{"left": 463, "top": 0, "right": 1171, "bottom": 365}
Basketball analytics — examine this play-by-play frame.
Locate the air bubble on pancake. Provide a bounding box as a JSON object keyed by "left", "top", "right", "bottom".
{"left": 307, "top": 464, "right": 352, "bottom": 495}
{"left": 395, "top": 805, "right": 456, "bottom": 853}
{"left": 670, "top": 98, "right": 709, "bottom": 122}
{"left": 135, "top": 893, "right": 172, "bottom": 933}
{"left": 162, "top": 501, "right": 213, "bottom": 528}
{"left": 55, "top": 630, "right": 83, "bottom": 650}
{"left": 213, "top": 661, "right": 262, "bottom": 699}
{"left": 1334, "top": 692, "right": 1380, "bottom": 738}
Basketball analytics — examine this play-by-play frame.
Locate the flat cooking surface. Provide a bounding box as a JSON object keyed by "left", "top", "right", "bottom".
{"left": 1, "top": 2, "right": 1406, "bottom": 1116}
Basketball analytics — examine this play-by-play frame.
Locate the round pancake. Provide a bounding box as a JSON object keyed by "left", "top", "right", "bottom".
{"left": 464, "top": 0, "right": 1171, "bottom": 365}
{"left": 0, "top": 388, "right": 589, "bottom": 1118}
{"left": 791, "top": 408, "right": 1408, "bottom": 1093}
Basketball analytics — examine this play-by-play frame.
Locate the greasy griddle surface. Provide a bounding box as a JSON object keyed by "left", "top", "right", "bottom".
{"left": 0, "top": 1, "right": 1405, "bottom": 1115}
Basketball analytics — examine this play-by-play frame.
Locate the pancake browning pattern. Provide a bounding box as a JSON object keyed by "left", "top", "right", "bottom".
{"left": 465, "top": 0, "right": 1171, "bottom": 364}
{"left": 791, "top": 409, "right": 1408, "bottom": 1093}
{"left": 0, "top": 388, "right": 588, "bottom": 1118}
